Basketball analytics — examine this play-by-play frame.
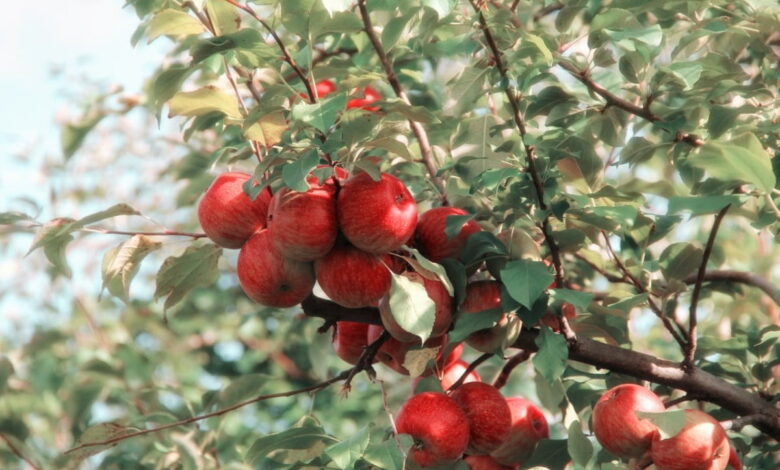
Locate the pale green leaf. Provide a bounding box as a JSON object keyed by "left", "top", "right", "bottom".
{"left": 243, "top": 109, "right": 288, "bottom": 148}
{"left": 533, "top": 326, "right": 568, "bottom": 383}
{"left": 154, "top": 244, "right": 222, "bottom": 311}
{"left": 387, "top": 272, "right": 437, "bottom": 343}
{"left": 147, "top": 9, "right": 205, "bottom": 43}
{"left": 635, "top": 409, "right": 686, "bottom": 439}
{"left": 168, "top": 87, "right": 242, "bottom": 120}
{"left": 689, "top": 133, "right": 775, "bottom": 193}
{"left": 101, "top": 235, "right": 162, "bottom": 302}
{"left": 325, "top": 426, "right": 370, "bottom": 470}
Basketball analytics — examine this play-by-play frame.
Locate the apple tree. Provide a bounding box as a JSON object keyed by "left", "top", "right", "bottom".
{"left": 2, "top": 0, "right": 780, "bottom": 469}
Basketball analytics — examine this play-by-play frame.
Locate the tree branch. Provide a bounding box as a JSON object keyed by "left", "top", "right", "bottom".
{"left": 446, "top": 353, "right": 493, "bottom": 392}
{"left": 0, "top": 433, "right": 41, "bottom": 470}
{"left": 683, "top": 270, "right": 780, "bottom": 307}
{"left": 81, "top": 227, "right": 208, "bottom": 239}
{"left": 492, "top": 349, "right": 532, "bottom": 389}
{"left": 298, "top": 296, "right": 780, "bottom": 441}
{"left": 357, "top": 0, "right": 448, "bottom": 205}
{"left": 685, "top": 205, "right": 729, "bottom": 369}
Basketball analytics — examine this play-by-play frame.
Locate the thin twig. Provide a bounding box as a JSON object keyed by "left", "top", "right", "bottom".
{"left": 342, "top": 330, "right": 389, "bottom": 392}
{"left": 446, "top": 353, "right": 493, "bottom": 392}
{"left": 602, "top": 232, "right": 688, "bottom": 348}
{"left": 663, "top": 394, "right": 702, "bottom": 409}
{"left": 685, "top": 205, "right": 730, "bottom": 369}
{"left": 492, "top": 350, "right": 531, "bottom": 389}
{"left": 65, "top": 371, "right": 350, "bottom": 454}
{"left": 357, "top": 0, "right": 448, "bottom": 204}
{"left": 0, "top": 434, "right": 41, "bottom": 470}
{"left": 223, "top": 58, "right": 265, "bottom": 163}
{"left": 81, "top": 227, "right": 208, "bottom": 238}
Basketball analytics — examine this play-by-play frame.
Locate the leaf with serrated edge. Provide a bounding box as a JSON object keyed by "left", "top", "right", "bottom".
{"left": 154, "top": 244, "right": 222, "bottom": 311}
{"left": 388, "top": 272, "right": 436, "bottom": 343}
{"left": 102, "top": 235, "right": 162, "bottom": 302}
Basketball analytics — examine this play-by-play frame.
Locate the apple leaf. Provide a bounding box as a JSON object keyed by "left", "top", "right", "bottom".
{"left": 64, "top": 423, "right": 138, "bottom": 464}
{"left": 522, "top": 439, "right": 571, "bottom": 470}
{"left": 387, "top": 272, "right": 437, "bottom": 343}
{"left": 401, "top": 246, "right": 454, "bottom": 295}
{"left": 635, "top": 409, "right": 687, "bottom": 440}
{"left": 246, "top": 425, "right": 336, "bottom": 465}
{"left": 567, "top": 420, "right": 594, "bottom": 467}
{"left": 688, "top": 133, "right": 775, "bottom": 193}
{"left": 659, "top": 243, "right": 703, "bottom": 282}
{"left": 147, "top": 9, "right": 204, "bottom": 43}
{"left": 363, "top": 435, "right": 410, "bottom": 470}
{"left": 402, "top": 347, "right": 440, "bottom": 378}
{"left": 168, "top": 87, "right": 242, "bottom": 120}
{"left": 667, "top": 195, "right": 743, "bottom": 215}
{"left": 291, "top": 93, "right": 348, "bottom": 134}
{"left": 449, "top": 310, "right": 503, "bottom": 343}
{"left": 243, "top": 109, "right": 287, "bottom": 149}
{"left": 101, "top": 235, "right": 161, "bottom": 302}
{"left": 444, "top": 213, "right": 475, "bottom": 239}
{"left": 62, "top": 112, "right": 106, "bottom": 160}
{"left": 549, "top": 289, "right": 593, "bottom": 312}
{"left": 282, "top": 151, "right": 320, "bottom": 192}
{"left": 500, "top": 259, "right": 554, "bottom": 309}
{"left": 190, "top": 29, "right": 276, "bottom": 65}
{"left": 325, "top": 425, "right": 370, "bottom": 470}
{"left": 154, "top": 244, "right": 222, "bottom": 311}
{"left": 533, "top": 326, "right": 569, "bottom": 383}
{"left": 0, "top": 356, "right": 14, "bottom": 392}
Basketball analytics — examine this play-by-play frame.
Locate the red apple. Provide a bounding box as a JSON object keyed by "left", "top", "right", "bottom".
{"left": 395, "top": 392, "right": 470, "bottom": 468}
{"left": 490, "top": 397, "right": 549, "bottom": 466}
{"left": 315, "top": 244, "right": 392, "bottom": 308}
{"left": 237, "top": 229, "right": 315, "bottom": 307}
{"left": 460, "top": 280, "right": 513, "bottom": 353}
{"left": 443, "top": 342, "right": 464, "bottom": 369}
{"left": 440, "top": 359, "right": 481, "bottom": 391}
{"left": 197, "top": 172, "right": 272, "bottom": 249}
{"left": 727, "top": 445, "right": 741, "bottom": 470}
{"left": 378, "top": 271, "right": 453, "bottom": 343}
{"left": 267, "top": 185, "right": 337, "bottom": 261}
{"left": 346, "top": 85, "right": 381, "bottom": 111}
{"left": 332, "top": 321, "right": 370, "bottom": 365}
{"left": 337, "top": 172, "right": 418, "bottom": 254}
{"left": 450, "top": 382, "right": 512, "bottom": 455}
{"left": 368, "top": 325, "right": 448, "bottom": 376}
{"left": 650, "top": 409, "right": 729, "bottom": 470}
{"left": 592, "top": 384, "right": 666, "bottom": 459}
{"left": 464, "top": 455, "right": 517, "bottom": 470}
{"left": 299, "top": 79, "right": 336, "bottom": 100}
{"left": 415, "top": 207, "right": 482, "bottom": 262}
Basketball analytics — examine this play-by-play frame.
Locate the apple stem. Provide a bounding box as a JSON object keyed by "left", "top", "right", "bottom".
{"left": 492, "top": 350, "right": 532, "bottom": 390}
{"left": 446, "top": 353, "right": 493, "bottom": 393}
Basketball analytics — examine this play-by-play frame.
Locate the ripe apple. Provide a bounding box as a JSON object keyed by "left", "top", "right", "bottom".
{"left": 337, "top": 172, "right": 418, "bottom": 254}
{"left": 237, "top": 229, "right": 315, "bottom": 307}
{"left": 197, "top": 172, "right": 272, "bottom": 249}
{"left": 346, "top": 85, "right": 381, "bottom": 111}
{"left": 267, "top": 185, "right": 337, "bottom": 261}
{"left": 450, "top": 382, "right": 512, "bottom": 455}
{"left": 463, "top": 455, "right": 517, "bottom": 470}
{"left": 332, "top": 321, "right": 371, "bottom": 365}
{"left": 378, "top": 271, "right": 453, "bottom": 343}
{"left": 592, "top": 383, "right": 666, "bottom": 459}
{"left": 440, "top": 359, "right": 481, "bottom": 391}
{"left": 395, "top": 392, "right": 470, "bottom": 468}
{"left": 727, "top": 445, "right": 741, "bottom": 470}
{"left": 367, "top": 325, "right": 448, "bottom": 376}
{"left": 459, "top": 280, "right": 514, "bottom": 353}
{"left": 490, "top": 397, "right": 549, "bottom": 466}
{"left": 299, "top": 79, "right": 336, "bottom": 100}
{"left": 415, "top": 207, "right": 482, "bottom": 262}
{"left": 650, "top": 409, "right": 729, "bottom": 470}
{"left": 315, "top": 244, "right": 391, "bottom": 308}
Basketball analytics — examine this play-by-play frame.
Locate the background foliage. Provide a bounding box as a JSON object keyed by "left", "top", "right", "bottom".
{"left": 1, "top": 0, "right": 780, "bottom": 469}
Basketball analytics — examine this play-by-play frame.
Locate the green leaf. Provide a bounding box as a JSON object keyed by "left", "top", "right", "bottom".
{"left": 246, "top": 425, "right": 337, "bottom": 465}
{"left": 607, "top": 293, "right": 649, "bottom": 313}
{"left": 363, "top": 436, "right": 408, "bottom": 470}
{"left": 149, "top": 64, "right": 193, "bottom": 114}
{"left": 533, "top": 326, "right": 569, "bottom": 383}
{"left": 526, "top": 86, "right": 577, "bottom": 119}
{"left": 667, "top": 195, "right": 743, "bottom": 215}
{"left": 217, "top": 374, "right": 271, "bottom": 407}
{"left": 0, "top": 211, "right": 34, "bottom": 225}
{"left": 659, "top": 243, "right": 703, "bottom": 282}
{"left": 282, "top": 151, "right": 320, "bottom": 192}
{"left": 190, "top": 29, "right": 276, "bottom": 65}
{"left": 500, "top": 259, "right": 554, "bottom": 309}
{"left": 291, "top": 93, "right": 348, "bottom": 133}
{"left": 549, "top": 289, "right": 593, "bottom": 312}
{"left": 383, "top": 100, "right": 439, "bottom": 124}
{"left": 387, "top": 272, "right": 437, "bottom": 343}
{"left": 605, "top": 25, "right": 662, "bottom": 49}
{"left": 459, "top": 231, "right": 507, "bottom": 268}
{"left": 0, "top": 357, "right": 14, "bottom": 392}
{"left": 707, "top": 105, "right": 741, "bottom": 139}
{"left": 147, "top": 9, "right": 205, "bottom": 43}
{"left": 635, "top": 409, "right": 686, "bottom": 439}
{"left": 168, "top": 87, "right": 242, "bottom": 119}
{"left": 205, "top": 0, "right": 240, "bottom": 35}
{"left": 64, "top": 423, "right": 137, "bottom": 464}
{"left": 450, "top": 67, "right": 488, "bottom": 114}
{"left": 689, "top": 133, "right": 776, "bottom": 193}
{"left": 244, "top": 109, "right": 288, "bottom": 148}
{"left": 567, "top": 420, "right": 594, "bottom": 467}
{"left": 62, "top": 112, "right": 105, "bottom": 160}
{"left": 620, "top": 136, "right": 661, "bottom": 165}
{"left": 101, "top": 235, "right": 161, "bottom": 302}
{"left": 665, "top": 62, "right": 703, "bottom": 90}
{"left": 325, "top": 426, "right": 369, "bottom": 470}
{"left": 449, "top": 309, "right": 503, "bottom": 343}
{"left": 154, "top": 244, "right": 222, "bottom": 311}
{"left": 524, "top": 33, "right": 553, "bottom": 65}
{"left": 522, "top": 439, "right": 571, "bottom": 470}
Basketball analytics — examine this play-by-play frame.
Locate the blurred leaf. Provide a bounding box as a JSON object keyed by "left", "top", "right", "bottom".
{"left": 567, "top": 420, "right": 594, "bottom": 467}
{"left": 64, "top": 423, "right": 137, "bottom": 464}
{"left": 246, "top": 425, "right": 336, "bottom": 465}
{"left": 325, "top": 425, "right": 370, "bottom": 470}
{"left": 244, "top": 109, "right": 288, "bottom": 149}
{"left": 205, "top": 0, "right": 240, "bottom": 35}
{"left": 168, "top": 87, "right": 242, "bottom": 119}
{"left": 707, "top": 106, "right": 741, "bottom": 139}
{"left": 387, "top": 272, "right": 436, "bottom": 343}
{"left": 384, "top": 100, "right": 440, "bottom": 124}
{"left": 147, "top": 9, "right": 204, "bottom": 43}
{"left": 191, "top": 29, "right": 276, "bottom": 65}
{"left": 0, "top": 357, "right": 14, "bottom": 392}
{"left": 0, "top": 211, "right": 35, "bottom": 225}
{"left": 659, "top": 243, "right": 703, "bottom": 282}
{"left": 689, "top": 133, "right": 775, "bottom": 193}
{"left": 533, "top": 326, "right": 569, "bottom": 383}
{"left": 363, "top": 436, "right": 409, "bottom": 470}
{"left": 636, "top": 409, "right": 686, "bottom": 439}
{"left": 101, "top": 235, "right": 162, "bottom": 302}
{"left": 550, "top": 289, "right": 593, "bottom": 311}
{"left": 154, "top": 244, "right": 222, "bottom": 311}
{"left": 62, "top": 112, "right": 105, "bottom": 160}
{"left": 500, "top": 259, "right": 554, "bottom": 309}
{"left": 217, "top": 374, "right": 271, "bottom": 407}
{"left": 522, "top": 438, "right": 571, "bottom": 470}
{"left": 667, "top": 195, "right": 742, "bottom": 215}
{"left": 149, "top": 64, "right": 193, "bottom": 114}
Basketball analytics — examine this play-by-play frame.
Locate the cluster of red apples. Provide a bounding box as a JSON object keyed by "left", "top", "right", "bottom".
{"left": 593, "top": 383, "right": 740, "bottom": 470}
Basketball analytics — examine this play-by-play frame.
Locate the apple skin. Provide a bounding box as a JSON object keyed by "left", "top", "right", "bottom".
{"left": 650, "top": 409, "right": 729, "bottom": 470}
{"left": 460, "top": 280, "right": 510, "bottom": 353}
{"left": 727, "top": 445, "right": 741, "bottom": 470}
{"left": 592, "top": 384, "right": 666, "bottom": 459}
{"left": 450, "top": 382, "right": 512, "bottom": 455}
{"left": 346, "top": 85, "right": 381, "bottom": 111}
{"left": 237, "top": 229, "right": 315, "bottom": 307}
{"left": 337, "top": 172, "right": 418, "bottom": 254}
{"left": 490, "top": 397, "right": 549, "bottom": 466}
{"left": 267, "top": 185, "right": 338, "bottom": 261}
{"left": 415, "top": 207, "right": 482, "bottom": 262}
{"left": 463, "top": 455, "right": 517, "bottom": 470}
{"left": 332, "top": 321, "right": 371, "bottom": 365}
{"left": 315, "top": 244, "right": 391, "bottom": 308}
{"left": 439, "top": 359, "right": 481, "bottom": 391}
{"left": 378, "top": 272, "right": 453, "bottom": 343}
{"left": 367, "top": 325, "right": 448, "bottom": 376}
{"left": 197, "top": 172, "right": 272, "bottom": 249}
{"left": 396, "top": 392, "right": 470, "bottom": 468}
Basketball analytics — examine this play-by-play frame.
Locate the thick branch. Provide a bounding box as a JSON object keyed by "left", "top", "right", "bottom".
{"left": 357, "top": 0, "right": 447, "bottom": 204}
{"left": 300, "top": 296, "right": 780, "bottom": 440}
{"left": 685, "top": 205, "right": 730, "bottom": 368}
{"left": 683, "top": 270, "right": 780, "bottom": 307}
